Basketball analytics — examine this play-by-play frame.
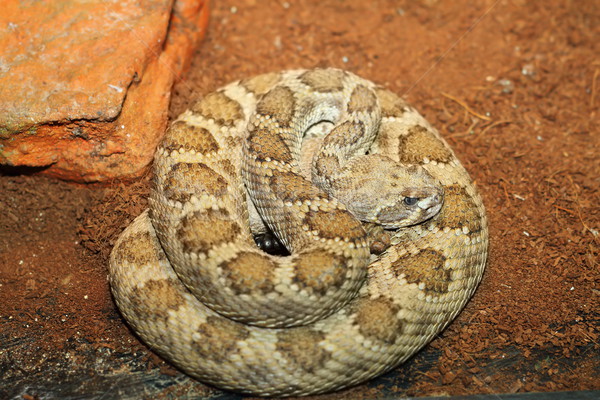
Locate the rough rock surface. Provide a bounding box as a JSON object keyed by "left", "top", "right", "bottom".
{"left": 0, "top": 0, "right": 209, "bottom": 182}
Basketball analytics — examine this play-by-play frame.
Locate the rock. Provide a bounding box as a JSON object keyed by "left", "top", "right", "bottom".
{"left": 0, "top": 0, "right": 209, "bottom": 182}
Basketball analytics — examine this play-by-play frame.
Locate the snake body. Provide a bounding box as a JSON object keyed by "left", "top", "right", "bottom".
{"left": 109, "top": 68, "right": 489, "bottom": 397}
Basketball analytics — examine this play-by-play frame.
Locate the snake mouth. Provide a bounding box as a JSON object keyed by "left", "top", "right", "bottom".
{"left": 417, "top": 190, "right": 444, "bottom": 218}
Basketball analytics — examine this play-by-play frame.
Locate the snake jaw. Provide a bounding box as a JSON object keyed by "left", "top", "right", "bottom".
{"left": 417, "top": 185, "right": 444, "bottom": 218}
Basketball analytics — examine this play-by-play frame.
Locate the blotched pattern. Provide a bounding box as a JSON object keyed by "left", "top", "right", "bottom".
{"left": 109, "top": 68, "right": 489, "bottom": 397}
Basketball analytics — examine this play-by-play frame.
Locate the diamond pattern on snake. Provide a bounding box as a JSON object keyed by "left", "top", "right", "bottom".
{"left": 109, "top": 68, "right": 489, "bottom": 397}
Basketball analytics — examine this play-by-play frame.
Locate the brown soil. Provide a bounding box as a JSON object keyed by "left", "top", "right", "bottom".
{"left": 1, "top": 1, "right": 598, "bottom": 399}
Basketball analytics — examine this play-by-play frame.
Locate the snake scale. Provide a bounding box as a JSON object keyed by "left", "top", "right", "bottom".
{"left": 109, "top": 68, "right": 489, "bottom": 397}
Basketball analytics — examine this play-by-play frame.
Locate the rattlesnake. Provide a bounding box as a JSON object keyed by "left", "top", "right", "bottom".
{"left": 109, "top": 68, "right": 489, "bottom": 397}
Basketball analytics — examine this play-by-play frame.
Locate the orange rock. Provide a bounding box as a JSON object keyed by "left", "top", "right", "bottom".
{"left": 0, "top": 0, "right": 209, "bottom": 182}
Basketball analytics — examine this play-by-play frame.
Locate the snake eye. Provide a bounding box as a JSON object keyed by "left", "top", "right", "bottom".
{"left": 403, "top": 197, "right": 419, "bottom": 206}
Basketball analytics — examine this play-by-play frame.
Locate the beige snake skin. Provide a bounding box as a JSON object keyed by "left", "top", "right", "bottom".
{"left": 109, "top": 68, "right": 489, "bottom": 397}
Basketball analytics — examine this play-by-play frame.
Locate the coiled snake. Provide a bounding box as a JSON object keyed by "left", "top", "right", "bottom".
{"left": 109, "top": 68, "right": 489, "bottom": 396}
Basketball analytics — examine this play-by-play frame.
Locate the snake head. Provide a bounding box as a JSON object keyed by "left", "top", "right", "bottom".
{"left": 329, "top": 157, "right": 445, "bottom": 229}
{"left": 337, "top": 160, "right": 444, "bottom": 229}
{"left": 373, "top": 164, "right": 444, "bottom": 229}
